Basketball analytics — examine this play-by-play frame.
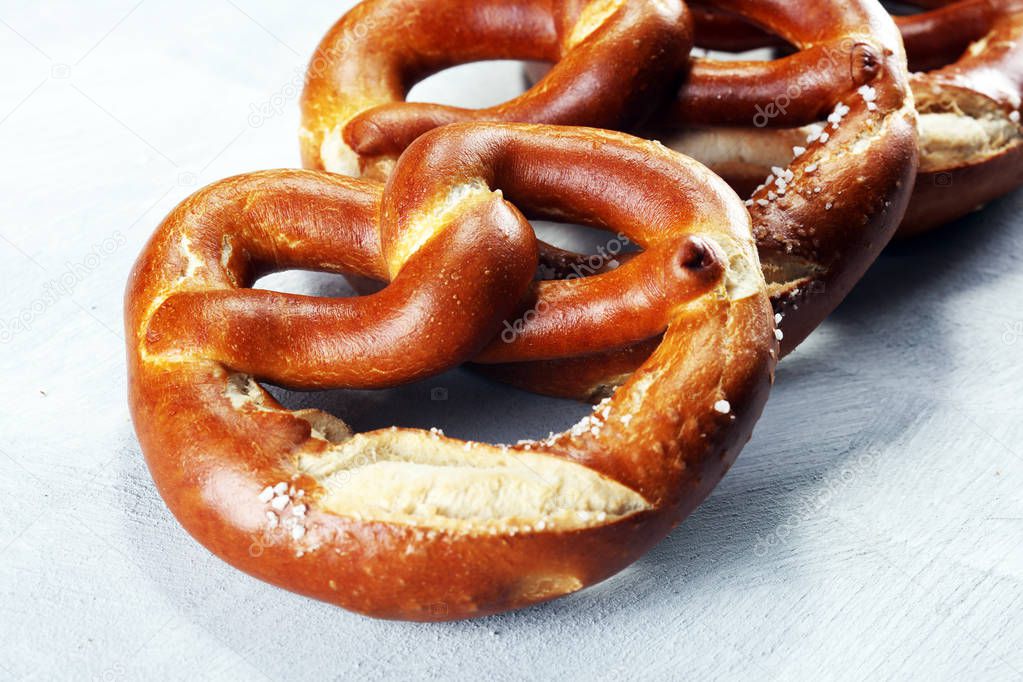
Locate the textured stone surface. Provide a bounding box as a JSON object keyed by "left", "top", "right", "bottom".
{"left": 0, "top": 1, "right": 1020, "bottom": 680}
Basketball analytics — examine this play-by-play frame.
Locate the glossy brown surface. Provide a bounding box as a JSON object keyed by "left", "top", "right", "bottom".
{"left": 127, "top": 123, "right": 777, "bottom": 620}
{"left": 300, "top": 0, "right": 693, "bottom": 178}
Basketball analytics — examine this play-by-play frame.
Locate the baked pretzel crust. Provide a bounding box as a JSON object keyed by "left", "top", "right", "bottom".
{"left": 127, "top": 124, "right": 777, "bottom": 620}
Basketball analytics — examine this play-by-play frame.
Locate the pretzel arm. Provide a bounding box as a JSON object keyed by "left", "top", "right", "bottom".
{"left": 132, "top": 170, "right": 538, "bottom": 390}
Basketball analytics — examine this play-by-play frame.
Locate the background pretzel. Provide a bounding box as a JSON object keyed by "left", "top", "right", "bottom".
{"left": 448, "top": 0, "right": 917, "bottom": 397}
{"left": 300, "top": 0, "right": 692, "bottom": 179}
{"left": 127, "top": 123, "right": 777, "bottom": 620}
{"left": 636, "top": 1, "right": 1023, "bottom": 237}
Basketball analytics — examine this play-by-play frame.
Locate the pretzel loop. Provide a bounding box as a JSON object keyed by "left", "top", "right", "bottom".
{"left": 381, "top": 124, "right": 760, "bottom": 365}
{"left": 138, "top": 171, "right": 538, "bottom": 388}
{"left": 127, "top": 124, "right": 777, "bottom": 620}
{"left": 300, "top": 0, "right": 692, "bottom": 178}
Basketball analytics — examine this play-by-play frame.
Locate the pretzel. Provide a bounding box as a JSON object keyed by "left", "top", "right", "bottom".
{"left": 299, "top": 0, "right": 692, "bottom": 179}
{"left": 477, "top": 0, "right": 919, "bottom": 397}
{"left": 640, "top": 1, "right": 1023, "bottom": 237}
{"left": 901, "top": 1, "right": 1023, "bottom": 235}
{"left": 127, "top": 123, "right": 777, "bottom": 620}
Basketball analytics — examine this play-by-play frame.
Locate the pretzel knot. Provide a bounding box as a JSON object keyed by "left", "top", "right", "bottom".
{"left": 127, "top": 124, "right": 777, "bottom": 620}
{"left": 300, "top": 0, "right": 693, "bottom": 179}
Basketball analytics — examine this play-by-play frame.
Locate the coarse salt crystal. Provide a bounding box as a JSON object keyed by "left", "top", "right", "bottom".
{"left": 714, "top": 400, "right": 731, "bottom": 414}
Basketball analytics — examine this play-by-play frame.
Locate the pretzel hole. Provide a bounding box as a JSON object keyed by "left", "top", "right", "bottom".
{"left": 698, "top": 44, "right": 789, "bottom": 63}
{"left": 260, "top": 378, "right": 650, "bottom": 532}
{"left": 266, "top": 368, "right": 592, "bottom": 445}
{"left": 408, "top": 61, "right": 536, "bottom": 110}
{"left": 253, "top": 270, "right": 359, "bottom": 298}
{"left": 532, "top": 219, "right": 641, "bottom": 281}
{"left": 700, "top": 8, "right": 802, "bottom": 60}
{"left": 883, "top": 1, "right": 924, "bottom": 13}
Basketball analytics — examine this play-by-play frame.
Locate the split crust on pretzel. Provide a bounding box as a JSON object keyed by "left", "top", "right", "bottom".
{"left": 299, "top": 0, "right": 692, "bottom": 179}
{"left": 660, "top": 1, "right": 1023, "bottom": 237}
{"left": 127, "top": 124, "right": 777, "bottom": 621}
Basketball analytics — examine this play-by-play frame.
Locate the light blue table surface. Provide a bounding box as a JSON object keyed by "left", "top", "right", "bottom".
{"left": 1, "top": 2, "right": 1020, "bottom": 679}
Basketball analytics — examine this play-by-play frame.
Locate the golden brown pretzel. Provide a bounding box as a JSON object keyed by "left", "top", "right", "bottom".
{"left": 653, "top": 1, "right": 1023, "bottom": 237}
{"left": 127, "top": 123, "right": 777, "bottom": 620}
{"left": 300, "top": 0, "right": 692, "bottom": 179}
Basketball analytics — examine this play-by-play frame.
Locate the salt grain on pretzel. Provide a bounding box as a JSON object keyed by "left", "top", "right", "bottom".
{"left": 127, "top": 123, "right": 777, "bottom": 620}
